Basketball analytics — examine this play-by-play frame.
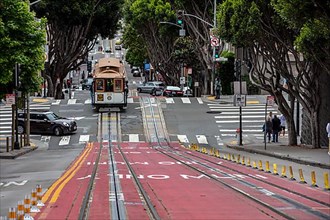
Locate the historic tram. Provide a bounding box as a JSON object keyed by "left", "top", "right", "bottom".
{"left": 91, "top": 57, "right": 128, "bottom": 111}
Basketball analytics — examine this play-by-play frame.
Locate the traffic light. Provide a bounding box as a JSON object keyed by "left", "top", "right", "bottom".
{"left": 87, "top": 61, "right": 92, "bottom": 72}
{"left": 177, "top": 10, "right": 184, "bottom": 26}
{"left": 214, "top": 47, "right": 220, "bottom": 59}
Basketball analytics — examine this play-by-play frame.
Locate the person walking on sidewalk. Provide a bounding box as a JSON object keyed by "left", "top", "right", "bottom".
{"left": 327, "top": 122, "right": 330, "bottom": 156}
{"left": 272, "top": 115, "right": 281, "bottom": 142}
{"left": 279, "top": 114, "right": 286, "bottom": 137}
{"left": 263, "top": 117, "right": 273, "bottom": 143}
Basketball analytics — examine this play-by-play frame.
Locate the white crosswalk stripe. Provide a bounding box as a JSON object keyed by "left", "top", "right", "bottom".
{"left": 208, "top": 103, "right": 279, "bottom": 139}
{"left": 0, "top": 104, "right": 51, "bottom": 137}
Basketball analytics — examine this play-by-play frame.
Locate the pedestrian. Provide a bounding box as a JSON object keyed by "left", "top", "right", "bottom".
{"left": 263, "top": 117, "right": 273, "bottom": 143}
{"left": 268, "top": 111, "right": 273, "bottom": 120}
{"left": 81, "top": 71, "right": 85, "bottom": 80}
{"left": 326, "top": 122, "right": 330, "bottom": 156}
{"left": 272, "top": 115, "right": 281, "bottom": 142}
{"left": 279, "top": 114, "right": 286, "bottom": 137}
{"left": 214, "top": 77, "right": 221, "bottom": 99}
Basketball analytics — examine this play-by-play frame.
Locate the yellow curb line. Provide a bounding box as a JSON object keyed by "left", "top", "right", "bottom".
{"left": 247, "top": 100, "right": 259, "bottom": 104}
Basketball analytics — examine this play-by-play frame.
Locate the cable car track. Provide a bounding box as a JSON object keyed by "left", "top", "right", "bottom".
{"left": 139, "top": 96, "right": 330, "bottom": 220}
{"left": 79, "top": 110, "right": 160, "bottom": 220}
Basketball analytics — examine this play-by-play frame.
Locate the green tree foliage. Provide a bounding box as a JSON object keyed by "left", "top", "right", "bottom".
{"left": 217, "top": 0, "right": 330, "bottom": 147}
{"left": 0, "top": 0, "right": 46, "bottom": 98}
{"left": 33, "top": 0, "right": 122, "bottom": 98}
{"left": 271, "top": 0, "right": 330, "bottom": 73}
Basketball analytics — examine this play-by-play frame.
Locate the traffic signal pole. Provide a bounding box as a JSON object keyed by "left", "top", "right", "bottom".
{"left": 14, "top": 63, "right": 20, "bottom": 150}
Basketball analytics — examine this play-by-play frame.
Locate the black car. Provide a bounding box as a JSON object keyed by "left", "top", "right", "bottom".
{"left": 82, "top": 78, "right": 93, "bottom": 90}
{"left": 17, "top": 111, "right": 77, "bottom": 136}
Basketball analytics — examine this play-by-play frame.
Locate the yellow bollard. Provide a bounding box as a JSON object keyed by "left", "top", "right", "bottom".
{"left": 258, "top": 160, "right": 263, "bottom": 171}
{"left": 237, "top": 154, "right": 240, "bottom": 163}
{"left": 241, "top": 156, "right": 245, "bottom": 165}
{"left": 215, "top": 150, "right": 220, "bottom": 158}
{"left": 232, "top": 154, "right": 235, "bottom": 162}
{"left": 281, "top": 166, "right": 287, "bottom": 178}
{"left": 311, "top": 171, "right": 318, "bottom": 187}
{"left": 228, "top": 153, "right": 231, "bottom": 161}
{"left": 265, "top": 161, "right": 271, "bottom": 173}
{"left": 299, "top": 169, "right": 307, "bottom": 184}
{"left": 273, "top": 164, "right": 278, "bottom": 175}
{"left": 252, "top": 161, "right": 257, "bottom": 169}
{"left": 247, "top": 157, "right": 251, "bottom": 167}
{"left": 324, "top": 173, "right": 330, "bottom": 190}
{"left": 289, "top": 166, "right": 296, "bottom": 180}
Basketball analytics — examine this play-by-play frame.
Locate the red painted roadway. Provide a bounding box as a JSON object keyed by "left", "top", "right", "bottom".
{"left": 32, "top": 142, "right": 330, "bottom": 219}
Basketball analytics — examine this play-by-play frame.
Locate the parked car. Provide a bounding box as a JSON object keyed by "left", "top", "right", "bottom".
{"left": 82, "top": 78, "right": 93, "bottom": 90}
{"left": 162, "top": 86, "right": 184, "bottom": 97}
{"left": 137, "top": 81, "right": 165, "bottom": 93}
{"left": 17, "top": 111, "right": 77, "bottom": 136}
{"left": 132, "top": 69, "right": 141, "bottom": 77}
{"left": 131, "top": 66, "right": 139, "bottom": 73}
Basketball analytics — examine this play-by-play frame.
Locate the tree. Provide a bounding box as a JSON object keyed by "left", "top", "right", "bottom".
{"left": 217, "top": 0, "right": 327, "bottom": 147}
{"left": 33, "top": 0, "right": 122, "bottom": 98}
{"left": 271, "top": 0, "right": 330, "bottom": 148}
{"left": 0, "top": 0, "right": 46, "bottom": 99}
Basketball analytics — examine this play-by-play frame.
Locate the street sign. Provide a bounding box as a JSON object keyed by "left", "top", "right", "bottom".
{"left": 180, "top": 77, "right": 185, "bottom": 85}
{"left": 5, "top": 94, "right": 15, "bottom": 105}
{"left": 266, "top": 96, "right": 275, "bottom": 106}
{"left": 179, "top": 29, "right": 186, "bottom": 36}
{"left": 234, "top": 94, "right": 246, "bottom": 107}
{"left": 215, "top": 57, "right": 228, "bottom": 62}
{"left": 210, "top": 36, "right": 219, "bottom": 47}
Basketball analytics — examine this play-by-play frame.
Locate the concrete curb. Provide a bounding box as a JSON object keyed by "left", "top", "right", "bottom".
{"left": 0, "top": 145, "right": 38, "bottom": 159}
{"left": 226, "top": 144, "right": 330, "bottom": 170}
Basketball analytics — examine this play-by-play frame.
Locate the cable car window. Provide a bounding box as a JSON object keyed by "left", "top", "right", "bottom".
{"left": 96, "top": 79, "right": 104, "bottom": 91}
{"left": 114, "top": 79, "right": 122, "bottom": 92}
{"left": 105, "top": 79, "right": 113, "bottom": 92}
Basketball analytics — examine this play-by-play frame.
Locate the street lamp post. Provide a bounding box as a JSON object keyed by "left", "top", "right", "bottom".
{"left": 14, "top": 63, "right": 20, "bottom": 149}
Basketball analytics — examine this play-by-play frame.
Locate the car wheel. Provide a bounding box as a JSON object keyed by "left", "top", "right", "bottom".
{"left": 150, "top": 89, "right": 155, "bottom": 96}
{"left": 137, "top": 88, "right": 142, "bottom": 93}
{"left": 54, "top": 127, "right": 63, "bottom": 136}
{"left": 17, "top": 124, "right": 25, "bottom": 134}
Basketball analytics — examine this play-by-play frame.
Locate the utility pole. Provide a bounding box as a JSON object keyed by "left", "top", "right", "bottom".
{"left": 211, "top": 0, "right": 217, "bottom": 96}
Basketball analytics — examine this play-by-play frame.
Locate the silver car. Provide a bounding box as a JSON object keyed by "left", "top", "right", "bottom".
{"left": 137, "top": 81, "right": 165, "bottom": 93}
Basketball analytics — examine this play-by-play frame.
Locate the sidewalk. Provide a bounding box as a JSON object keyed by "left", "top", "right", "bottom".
{"left": 225, "top": 140, "right": 330, "bottom": 169}
{"left": 203, "top": 95, "right": 330, "bottom": 169}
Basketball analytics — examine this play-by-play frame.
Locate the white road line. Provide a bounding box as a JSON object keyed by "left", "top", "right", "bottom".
{"left": 216, "top": 120, "right": 264, "bottom": 123}
{"left": 214, "top": 115, "right": 265, "bottom": 119}
{"left": 127, "top": 98, "right": 134, "bottom": 103}
{"left": 85, "top": 99, "right": 92, "bottom": 104}
{"left": 165, "top": 98, "right": 174, "bottom": 104}
{"left": 181, "top": 98, "right": 191, "bottom": 104}
{"left": 79, "top": 135, "right": 90, "bottom": 143}
{"left": 67, "top": 99, "right": 77, "bottom": 105}
{"left": 177, "top": 135, "right": 189, "bottom": 143}
{"left": 59, "top": 136, "right": 71, "bottom": 145}
{"left": 52, "top": 100, "right": 61, "bottom": 105}
{"left": 197, "top": 98, "right": 203, "bottom": 104}
{"left": 129, "top": 134, "right": 139, "bottom": 142}
{"left": 218, "top": 111, "right": 278, "bottom": 115}
{"left": 196, "top": 135, "right": 208, "bottom": 144}
{"left": 219, "top": 129, "right": 262, "bottom": 133}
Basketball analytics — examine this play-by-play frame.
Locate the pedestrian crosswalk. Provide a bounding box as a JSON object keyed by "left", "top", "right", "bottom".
{"left": 49, "top": 97, "right": 204, "bottom": 105}
{"left": 0, "top": 104, "right": 51, "bottom": 137}
{"left": 208, "top": 103, "right": 280, "bottom": 139}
